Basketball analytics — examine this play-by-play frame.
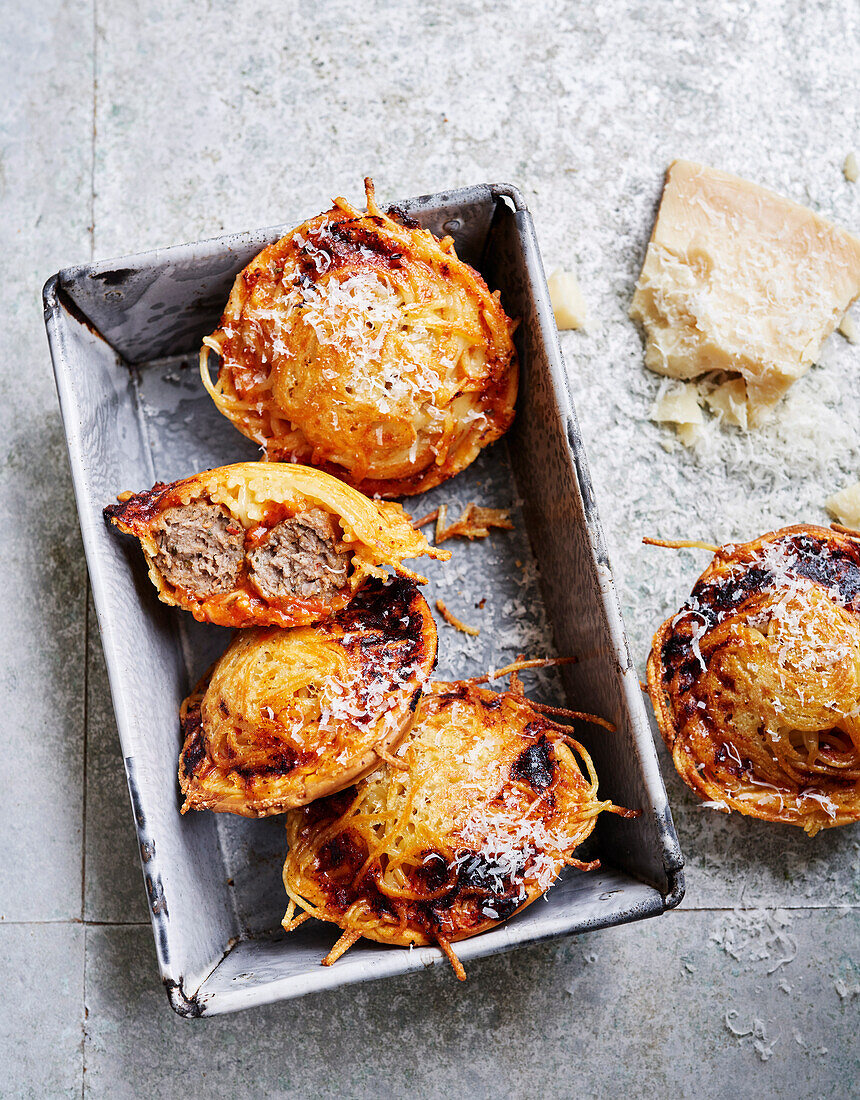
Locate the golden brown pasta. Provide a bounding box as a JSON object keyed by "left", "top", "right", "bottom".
{"left": 104, "top": 461, "right": 446, "bottom": 628}
{"left": 282, "top": 680, "right": 634, "bottom": 977}
{"left": 648, "top": 525, "right": 860, "bottom": 834}
{"left": 200, "top": 179, "right": 518, "bottom": 497}
{"left": 179, "top": 577, "right": 437, "bottom": 816}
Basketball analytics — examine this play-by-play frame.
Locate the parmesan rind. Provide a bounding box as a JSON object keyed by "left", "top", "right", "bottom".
{"left": 548, "top": 269, "right": 588, "bottom": 330}
{"left": 825, "top": 481, "right": 860, "bottom": 529}
{"left": 630, "top": 160, "right": 860, "bottom": 422}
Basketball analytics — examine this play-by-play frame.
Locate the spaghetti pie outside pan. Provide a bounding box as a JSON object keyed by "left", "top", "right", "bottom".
{"left": 648, "top": 524, "right": 860, "bottom": 835}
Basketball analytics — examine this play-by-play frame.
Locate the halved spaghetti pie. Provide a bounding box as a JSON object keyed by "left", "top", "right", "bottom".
{"left": 200, "top": 180, "right": 518, "bottom": 497}
{"left": 179, "top": 577, "right": 437, "bottom": 816}
{"left": 648, "top": 525, "right": 860, "bottom": 834}
{"left": 104, "top": 462, "right": 445, "bottom": 628}
{"left": 282, "top": 680, "right": 634, "bottom": 978}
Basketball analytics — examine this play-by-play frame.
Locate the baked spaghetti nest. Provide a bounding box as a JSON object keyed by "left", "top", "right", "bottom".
{"left": 104, "top": 461, "right": 446, "bottom": 628}
{"left": 648, "top": 525, "right": 860, "bottom": 835}
{"left": 281, "top": 679, "right": 636, "bottom": 978}
{"left": 179, "top": 577, "right": 437, "bottom": 816}
{"left": 200, "top": 179, "right": 518, "bottom": 497}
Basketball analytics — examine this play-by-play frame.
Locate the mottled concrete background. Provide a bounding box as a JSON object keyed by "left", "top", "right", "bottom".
{"left": 2, "top": 0, "right": 859, "bottom": 1096}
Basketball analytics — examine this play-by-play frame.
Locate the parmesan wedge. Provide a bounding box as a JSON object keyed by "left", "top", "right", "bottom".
{"left": 548, "top": 269, "right": 588, "bottom": 330}
{"left": 825, "top": 481, "right": 860, "bottom": 529}
{"left": 630, "top": 160, "right": 860, "bottom": 425}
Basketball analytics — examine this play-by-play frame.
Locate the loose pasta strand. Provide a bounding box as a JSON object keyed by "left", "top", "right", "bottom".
{"left": 283, "top": 911, "right": 311, "bottom": 933}
{"left": 465, "top": 655, "right": 578, "bottom": 686}
{"left": 374, "top": 744, "right": 411, "bottom": 771}
{"left": 831, "top": 523, "right": 860, "bottom": 540}
{"left": 526, "top": 701, "right": 616, "bottom": 732}
{"left": 642, "top": 536, "right": 720, "bottom": 552}
{"left": 411, "top": 508, "right": 439, "bottom": 529}
{"left": 322, "top": 929, "right": 362, "bottom": 967}
{"left": 437, "top": 937, "right": 467, "bottom": 981}
{"left": 508, "top": 653, "right": 527, "bottom": 696}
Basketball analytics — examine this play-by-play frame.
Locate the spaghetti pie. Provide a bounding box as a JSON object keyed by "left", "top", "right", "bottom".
{"left": 179, "top": 577, "right": 437, "bottom": 816}
{"left": 648, "top": 525, "right": 860, "bottom": 834}
{"left": 282, "top": 680, "right": 634, "bottom": 978}
{"left": 200, "top": 179, "right": 518, "bottom": 497}
{"left": 104, "top": 462, "right": 445, "bottom": 628}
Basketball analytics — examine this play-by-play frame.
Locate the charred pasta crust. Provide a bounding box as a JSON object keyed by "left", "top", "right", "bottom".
{"left": 178, "top": 577, "right": 438, "bottom": 816}
{"left": 648, "top": 524, "right": 860, "bottom": 834}
{"left": 282, "top": 681, "right": 632, "bottom": 971}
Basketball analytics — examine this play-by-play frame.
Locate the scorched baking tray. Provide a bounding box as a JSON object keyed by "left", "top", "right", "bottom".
{"left": 43, "top": 182, "right": 684, "bottom": 1016}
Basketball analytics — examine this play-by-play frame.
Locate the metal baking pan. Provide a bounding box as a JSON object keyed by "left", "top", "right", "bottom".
{"left": 43, "top": 182, "right": 684, "bottom": 1017}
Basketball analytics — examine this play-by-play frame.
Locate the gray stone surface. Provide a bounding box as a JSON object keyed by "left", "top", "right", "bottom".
{"left": 1, "top": 0, "right": 859, "bottom": 1094}
{"left": 84, "top": 595, "right": 149, "bottom": 923}
{"left": 84, "top": 912, "right": 859, "bottom": 1100}
{"left": 0, "top": 924, "right": 84, "bottom": 1098}
{"left": 0, "top": 0, "right": 91, "bottom": 920}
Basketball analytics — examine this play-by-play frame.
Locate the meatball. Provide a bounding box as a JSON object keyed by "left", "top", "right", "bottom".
{"left": 247, "top": 508, "right": 350, "bottom": 602}
{"left": 153, "top": 502, "right": 244, "bottom": 598}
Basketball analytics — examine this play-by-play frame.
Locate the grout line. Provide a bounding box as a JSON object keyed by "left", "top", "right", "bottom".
{"left": 89, "top": 0, "right": 98, "bottom": 260}
{"left": 81, "top": 925, "right": 87, "bottom": 1100}
{"left": 84, "top": 9, "right": 97, "bottom": 1096}
{"left": 699, "top": 904, "right": 860, "bottom": 914}
{"left": 81, "top": 920, "right": 153, "bottom": 927}
{"left": 0, "top": 920, "right": 152, "bottom": 927}
{"left": 79, "top": 593, "right": 90, "bottom": 1100}
{"left": 81, "top": 590, "right": 89, "bottom": 922}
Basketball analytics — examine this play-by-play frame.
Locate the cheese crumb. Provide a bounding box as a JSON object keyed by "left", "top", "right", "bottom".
{"left": 704, "top": 377, "right": 749, "bottom": 429}
{"left": 631, "top": 160, "right": 860, "bottom": 424}
{"left": 825, "top": 480, "right": 860, "bottom": 529}
{"left": 675, "top": 422, "right": 706, "bottom": 448}
{"left": 838, "top": 312, "right": 858, "bottom": 343}
{"left": 845, "top": 153, "right": 859, "bottom": 183}
{"left": 548, "top": 269, "right": 588, "bottom": 330}
{"left": 650, "top": 380, "right": 703, "bottom": 427}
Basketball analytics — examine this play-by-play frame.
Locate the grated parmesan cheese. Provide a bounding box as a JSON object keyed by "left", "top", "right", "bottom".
{"left": 247, "top": 258, "right": 446, "bottom": 418}
{"left": 455, "top": 790, "right": 577, "bottom": 897}
{"left": 724, "top": 1011, "right": 778, "bottom": 1062}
